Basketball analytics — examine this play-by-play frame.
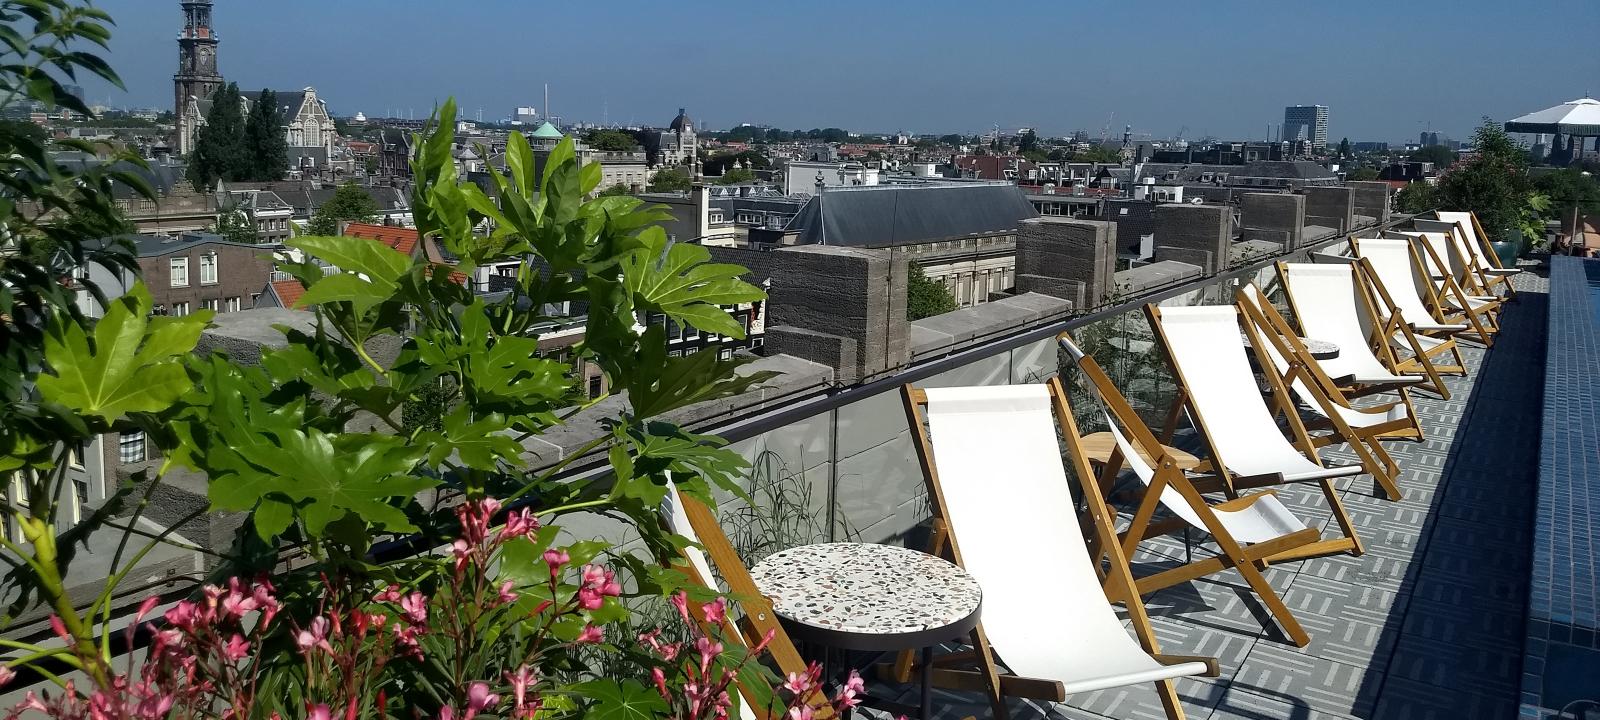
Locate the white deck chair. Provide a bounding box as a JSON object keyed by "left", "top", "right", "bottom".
{"left": 1412, "top": 219, "right": 1504, "bottom": 300}
{"left": 904, "top": 381, "right": 1217, "bottom": 718}
{"left": 1397, "top": 227, "right": 1500, "bottom": 303}
{"left": 1143, "top": 305, "right": 1367, "bottom": 489}
{"left": 1273, "top": 262, "right": 1427, "bottom": 393}
{"left": 1396, "top": 230, "right": 1502, "bottom": 346}
{"left": 1056, "top": 335, "right": 1350, "bottom": 647}
{"left": 661, "top": 483, "right": 828, "bottom": 720}
{"left": 1435, "top": 210, "right": 1521, "bottom": 299}
{"left": 1349, "top": 237, "right": 1469, "bottom": 335}
{"left": 1236, "top": 284, "right": 1418, "bottom": 499}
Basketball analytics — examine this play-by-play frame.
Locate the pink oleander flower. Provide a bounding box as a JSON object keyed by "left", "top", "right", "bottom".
{"left": 501, "top": 507, "right": 538, "bottom": 541}
{"left": 835, "top": 670, "right": 865, "bottom": 709}
{"left": 0, "top": 666, "right": 13, "bottom": 688}
{"left": 543, "top": 549, "right": 569, "bottom": 578}
{"left": 307, "top": 704, "right": 333, "bottom": 720}
{"left": 575, "top": 624, "right": 604, "bottom": 644}
{"left": 456, "top": 498, "right": 502, "bottom": 548}
{"left": 669, "top": 591, "right": 692, "bottom": 624}
{"left": 507, "top": 665, "right": 536, "bottom": 709}
{"left": 464, "top": 682, "right": 500, "bottom": 720}
{"left": 374, "top": 584, "right": 403, "bottom": 603}
{"left": 452, "top": 539, "right": 474, "bottom": 573}
{"left": 133, "top": 595, "right": 161, "bottom": 624}
{"left": 223, "top": 633, "right": 251, "bottom": 661}
{"left": 295, "top": 616, "right": 333, "bottom": 655}
{"left": 786, "top": 704, "right": 815, "bottom": 720}
{"left": 498, "top": 580, "right": 518, "bottom": 605}
{"left": 164, "top": 602, "right": 198, "bottom": 630}
{"left": 576, "top": 586, "right": 604, "bottom": 611}
{"left": 401, "top": 591, "right": 428, "bottom": 624}
{"left": 702, "top": 597, "right": 727, "bottom": 625}
{"left": 695, "top": 637, "right": 723, "bottom": 675}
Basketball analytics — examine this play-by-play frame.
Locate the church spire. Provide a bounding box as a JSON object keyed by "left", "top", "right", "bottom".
{"left": 174, "top": 0, "right": 223, "bottom": 156}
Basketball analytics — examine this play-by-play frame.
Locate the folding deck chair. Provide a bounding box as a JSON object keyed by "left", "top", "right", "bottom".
{"left": 1435, "top": 210, "right": 1521, "bottom": 300}
{"left": 662, "top": 484, "right": 832, "bottom": 720}
{"left": 1236, "top": 283, "right": 1421, "bottom": 499}
{"left": 1058, "top": 334, "right": 1357, "bottom": 647}
{"left": 1391, "top": 230, "right": 1501, "bottom": 346}
{"left": 1348, "top": 238, "right": 1472, "bottom": 389}
{"left": 901, "top": 381, "right": 1218, "bottom": 718}
{"left": 1412, "top": 218, "right": 1505, "bottom": 301}
{"left": 1272, "top": 261, "right": 1435, "bottom": 398}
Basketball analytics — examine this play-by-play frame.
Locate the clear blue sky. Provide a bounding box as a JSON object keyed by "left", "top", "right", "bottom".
{"left": 78, "top": 0, "right": 1599, "bottom": 143}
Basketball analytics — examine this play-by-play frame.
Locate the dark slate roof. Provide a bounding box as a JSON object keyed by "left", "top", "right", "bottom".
{"left": 783, "top": 184, "right": 1038, "bottom": 247}
{"left": 1136, "top": 161, "right": 1336, "bottom": 184}
{"left": 242, "top": 90, "right": 308, "bottom": 118}
{"left": 117, "top": 232, "right": 258, "bottom": 257}
{"left": 669, "top": 108, "right": 692, "bottom": 132}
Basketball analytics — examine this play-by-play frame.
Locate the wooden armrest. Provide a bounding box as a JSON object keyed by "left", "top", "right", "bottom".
{"left": 1214, "top": 490, "right": 1277, "bottom": 511}
{"left": 1153, "top": 653, "right": 1221, "bottom": 677}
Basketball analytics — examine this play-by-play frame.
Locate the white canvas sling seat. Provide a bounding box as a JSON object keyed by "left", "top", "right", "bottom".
{"left": 1396, "top": 229, "right": 1501, "bottom": 304}
{"left": 1273, "top": 262, "right": 1426, "bottom": 390}
{"left": 904, "top": 381, "right": 1217, "bottom": 719}
{"left": 1412, "top": 218, "right": 1509, "bottom": 301}
{"left": 1055, "top": 334, "right": 1351, "bottom": 648}
{"left": 1391, "top": 231, "right": 1501, "bottom": 347}
{"left": 1350, "top": 237, "right": 1469, "bottom": 335}
{"left": 1436, "top": 210, "right": 1523, "bottom": 296}
{"left": 1147, "top": 305, "right": 1364, "bottom": 488}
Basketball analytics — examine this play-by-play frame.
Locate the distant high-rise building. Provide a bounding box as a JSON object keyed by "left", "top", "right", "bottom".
{"left": 1420, "top": 131, "right": 1441, "bottom": 147}
{"left": 1283, "top": 105, "right": 1328, "bottom": 148}
{"left": 513, "top": 106, "right": 539, "bottom": 125}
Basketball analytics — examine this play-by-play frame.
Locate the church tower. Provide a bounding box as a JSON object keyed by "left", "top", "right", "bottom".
{"left": 174, "top": 0, "right": 222, "bottom": 155}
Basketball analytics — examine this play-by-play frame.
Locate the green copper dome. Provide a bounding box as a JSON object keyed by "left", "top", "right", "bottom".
{"left": 530, "top": 121, "right": 564, "bottom": 139}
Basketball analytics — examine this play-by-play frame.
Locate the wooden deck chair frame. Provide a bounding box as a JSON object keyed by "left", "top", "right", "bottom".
{"left": 1437, "top": 211, "right": 1520, "bottom": 300}
{"left": 667, "top": 491, "right": 833, "bottom": 720}
{"left": 1348, "top": 252, "right": 1470, "bottom": 399}
{"left": 1404, "top": 231, "right": 1501, "bottom": 347}
{"left": 1056, "top": 337, "right": 1345, "bottom": 647}
{"left": 1271, "top": 261, "right": 1431, "bottom": 400}
{"left": 1140, "top": 304, "right": 1366, "bottom": 556}
{"left": 1234, "top": 284, "right": 1416, "bottom": 500}
{"left": 899, "top": 379, "right": 1219, "bottom": 718}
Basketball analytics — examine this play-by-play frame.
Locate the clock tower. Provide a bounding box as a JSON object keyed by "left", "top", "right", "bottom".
{"left": 174, "top": 0, "right": 222, "bottom": 155}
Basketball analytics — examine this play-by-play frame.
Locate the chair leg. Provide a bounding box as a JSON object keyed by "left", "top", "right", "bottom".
{"left": 1153, "top": 678, "right": 1187, "bottom": 720}
{"left": 1317, "top": 478, "right": 1366, "bottom": 557}
{"left": 1235, "top": 557, "right": 1311, "bottom": 647}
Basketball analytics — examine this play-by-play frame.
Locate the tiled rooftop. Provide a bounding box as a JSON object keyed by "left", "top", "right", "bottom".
{"left": 865, "top": 272, "right": 1549, "bottom": 719}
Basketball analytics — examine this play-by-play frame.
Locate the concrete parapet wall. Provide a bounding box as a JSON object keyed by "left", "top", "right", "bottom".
{"left": 1153, "top": 204, "right": 1230, "bottom": 274}
{"left": 1304, "top": 186, "right": 1355, "bottom": 234}
{"left": 1015, "top": 217, "right": 1117, "bottom": 309}
{"left": 765, "top": 245, "right": 908, "bottom": 384}
{"left": 1241, "top": 192, "right": 1306, "bottom": 249}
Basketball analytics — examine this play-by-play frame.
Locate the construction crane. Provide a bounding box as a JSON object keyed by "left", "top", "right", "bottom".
{"left": 1174, "top": 126, "right": 1188, "bottom": 142}
{"left": 1099, "top": 112, "right": 1115, "bottom": 143}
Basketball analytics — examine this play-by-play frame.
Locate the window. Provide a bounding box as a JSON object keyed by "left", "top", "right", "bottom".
{"left": 169, "top": 257, "right": 189, "bottom": 287}
{"left": 226, "top": 296, "right": 241, "bottom": 313}
{"left": 250, "top": 293, "right": 261, "bottom": 306}
{"left": 172, "top": 302, "right": 190, "bottom": 317}
{"left": 202, "top": 298, "right": 219, "bottom": 312}
{"left": 588, "top": 376, "right": 604, "bottom": 398}
{"left": 119, "top": 432, "right": 146, "bottom": 464}
{"left": 719, "top": 348, "right": 733, "bottom": 361}
{"left": 199, "top": 252, "right": 218, "bottom": 284}
{"left": 69, "top": 440, "right": 86, "bottom": 468}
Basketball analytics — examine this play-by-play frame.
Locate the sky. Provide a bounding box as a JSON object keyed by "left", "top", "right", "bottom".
{"left": 76, "top": 0, "right": 1600, "bottom": 144}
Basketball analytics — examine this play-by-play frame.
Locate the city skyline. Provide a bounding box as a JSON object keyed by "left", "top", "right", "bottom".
{"left": 75, "top": 0, "right": 1599, "bottom": 143}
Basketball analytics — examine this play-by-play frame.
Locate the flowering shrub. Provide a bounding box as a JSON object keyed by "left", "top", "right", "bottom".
{"left": 3, "top": 498, "right": 865, "bottom": 720}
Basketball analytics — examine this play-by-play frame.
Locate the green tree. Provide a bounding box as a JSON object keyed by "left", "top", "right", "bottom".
{"left": 243, "top": 88, "right": 288, "bottom": 181}
{"left": 190, "top": 82, "right": 246, "bottom": 191}
{"left": 1338, "top": 137, "right": 1351, "bottom": 159}
{"left": 938, "top": 133, "right": 964, "bottom": 146}
{"left": 584, "top": 128, "right": 638, "bottom": 151}
{"left": 716, "top": 167, "right": 755, "bottom": 185}
{"left": 1347, "top": 167, "right": 1380, "bottom": 181}
{"left": 906, "top": 263, "right": 958, "bottom": 320}
{"left": 210, "top": 206, "right": 257, "bottom": 244}
{"left": 1022, "top": 149, "right": 1049, "bottom": 163}
{"left": 1395, "top": 180, "right": 1438, "bottom": 214}
{"left": 1409, "top": 144, "right": 1457, "bottom": 167}
{"left": 597, "top": 183, "right": 631, "bottom": 197}
{"left": 1074, "top": 145, "right": 1123, "bottom": 163}
{"left": 1436, "top": 119, "right": 1532, "bottom": 240}
{"left": 648, "top": 167, "right": 692, "bottom": 193}
{"left": 1018, "top": 129, "right": 1039, "bottom": 153}
{"left": 307, "top": 182, "right": 379, "bottom": 235}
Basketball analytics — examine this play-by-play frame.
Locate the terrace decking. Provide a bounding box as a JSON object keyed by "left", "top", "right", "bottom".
{"left": 868, "top": 272, "right": 1549, "bottom": 719}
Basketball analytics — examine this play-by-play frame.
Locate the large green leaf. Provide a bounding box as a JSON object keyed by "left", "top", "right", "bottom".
{"left": 624, "top": 327, "right": 777, "bottom": 418}
{"left": 37, "top": 283, "right": 209, "bottom": 420}
{"left": 288, "top": 235, "right": 412, "bottom": 285}
{"left": 419, "top": 407, "right": 526, "bottom": 470}
{"left": 573, "top": 680, "right": 667, "bottom": 720}
{"left": 620, "top": 227, "right": 765, "bottom": 338}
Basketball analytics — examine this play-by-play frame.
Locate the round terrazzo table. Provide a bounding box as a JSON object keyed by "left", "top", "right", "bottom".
{"left": 1241, "top": 333, "right": 1341, "bottom": 360}
{"left": 751, "top": 542, "right": 982, "bottom": 720}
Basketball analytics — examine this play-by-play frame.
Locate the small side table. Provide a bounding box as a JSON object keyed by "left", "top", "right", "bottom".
{"left": 1242, "top": 333, "right": 1341, "bottom": 360}
{"left": 750, "top": 543, "right": 982, "bottom": 720}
